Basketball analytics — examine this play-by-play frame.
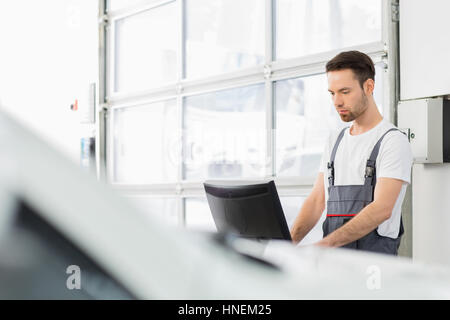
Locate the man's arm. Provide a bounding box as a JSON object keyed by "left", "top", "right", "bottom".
{"left": 315, "top": 177, "right": 403, "bottom": 248}
{"left": 290, "top": 173, "right": 325, "bottom": 244}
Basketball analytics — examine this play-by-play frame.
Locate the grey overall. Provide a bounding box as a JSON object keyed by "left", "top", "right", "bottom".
{"left": 322, "top": 127, "right": 404, "bottom": 255}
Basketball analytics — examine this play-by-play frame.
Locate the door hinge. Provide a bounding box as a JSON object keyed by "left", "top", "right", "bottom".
{"left": 99, "top": 14, "right": 109, "bottom": 26}
{"left": 391, "top": 2, "right": 399, "bottom": 23}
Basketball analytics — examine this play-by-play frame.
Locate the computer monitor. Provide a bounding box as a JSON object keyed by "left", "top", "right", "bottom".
{"left": 203, "top": 180, "right": 291, "bottom": 241}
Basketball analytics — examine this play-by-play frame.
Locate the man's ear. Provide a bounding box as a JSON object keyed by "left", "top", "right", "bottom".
{"left": 363, "top": 78, "right": 375, "bottom": 95}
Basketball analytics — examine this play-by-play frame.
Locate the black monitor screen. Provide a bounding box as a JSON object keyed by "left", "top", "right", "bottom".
{"left": 204, "top": 180, "right": 291, "bottom": 241}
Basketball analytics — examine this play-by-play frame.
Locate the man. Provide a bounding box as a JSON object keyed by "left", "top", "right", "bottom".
{"left": 290, "top": 50, "right": 413, "bottom": 255}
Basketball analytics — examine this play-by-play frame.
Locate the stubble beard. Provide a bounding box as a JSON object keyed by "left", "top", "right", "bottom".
{"left": 339, "top": 92, "right": 369, "bottom": 122}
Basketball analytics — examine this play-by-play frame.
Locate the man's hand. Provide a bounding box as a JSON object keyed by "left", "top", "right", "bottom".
{"left": 290, "top": 173, "right": 325, "bottom": 244}
{"left": 314, "top": 238, "right": 331, "bottom": 247}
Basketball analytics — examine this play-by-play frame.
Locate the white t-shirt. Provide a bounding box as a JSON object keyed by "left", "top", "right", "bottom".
{"left": 318, "top": 118, "right": 413, "bottom": 239}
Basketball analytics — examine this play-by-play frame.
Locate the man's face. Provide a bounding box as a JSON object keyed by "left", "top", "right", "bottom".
{"left": 327, "top": 69, "right": 370, "bottom": 122}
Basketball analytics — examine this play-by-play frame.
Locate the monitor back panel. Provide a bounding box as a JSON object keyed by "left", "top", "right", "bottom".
{"left": 205, "top": 183, "right": 291, "bottom": 240}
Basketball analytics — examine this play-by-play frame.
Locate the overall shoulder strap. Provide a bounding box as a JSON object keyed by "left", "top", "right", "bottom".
{"left": 364, "top": 128, "right": 401, "bottom": 186}
{"left": 327, "top": 127, "right": 348, "bottom": 186}
{"left": 329, "top": 127, "right": 348, "bottom": 163}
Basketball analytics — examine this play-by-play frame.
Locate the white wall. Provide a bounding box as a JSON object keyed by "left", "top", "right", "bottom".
{"left": 400, "top": 0, "right": 450, "bottom": 100}
{"left": 412, "top": 164, "right": 450, "bottom": 266}
{"left": 399, "top": 0, "right": 450, "bottom": 266}
{"left": 0, "top": 0, "right": 98, "bottom": 163}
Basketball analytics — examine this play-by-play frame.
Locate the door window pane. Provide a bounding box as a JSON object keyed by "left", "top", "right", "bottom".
{"left": 185, "top": 198, "right": 216, "bottom": 232}
{"left": 185, "top": 0, "right": 265, "bottom": 79}
{"left": 275, "top": 74, "right": 342, "bottom": 178}
{"left": 373, "top": 62, "right": 385, "bottom": 114}
{"left": 108, "top": 0, "right": 147, "bottom": 12}
{"left": 114, "top": 3, "right": 177, "bottom": 93}
{"left": 276, "top": 0, "right": 382, "bottom": 60}
{"left": 183, "top": 84, "right": 266, "bottom": 180}
{"left": 125, "top": 196, "right": 179, "bottom": 226}
{"left": 113, "top": 100, "right": 179, "bottom": 183}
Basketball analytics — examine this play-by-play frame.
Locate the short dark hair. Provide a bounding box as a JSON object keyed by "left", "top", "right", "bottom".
{"left": 325, "top": 51, "right": 375, "bottom": 88}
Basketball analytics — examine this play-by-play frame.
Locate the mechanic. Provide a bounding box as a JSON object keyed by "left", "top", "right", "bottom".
{"left": 290, "top": 50, "right": 413, "bottom": 255}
